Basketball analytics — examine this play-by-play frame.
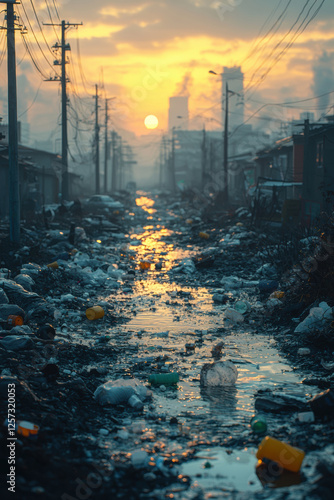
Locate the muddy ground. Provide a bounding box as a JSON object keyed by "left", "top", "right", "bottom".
{"left": 0, "top": 192, "right": 334, "bottom": 500}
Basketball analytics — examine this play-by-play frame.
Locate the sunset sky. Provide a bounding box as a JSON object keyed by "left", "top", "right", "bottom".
{"left": 0, "top": 0, "right": 333, "bottom": 147}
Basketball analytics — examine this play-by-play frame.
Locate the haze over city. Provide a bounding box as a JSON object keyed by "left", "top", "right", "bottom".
{"left": 0, "top": 0, "right": 333, "bottom": 146}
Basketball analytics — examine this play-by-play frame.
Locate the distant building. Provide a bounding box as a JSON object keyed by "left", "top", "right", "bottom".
{"left": 168, "top": 96, "right": 189, "bottom": 131}
{"left": 222, "top": 66, "right": 244, "bottom": 131}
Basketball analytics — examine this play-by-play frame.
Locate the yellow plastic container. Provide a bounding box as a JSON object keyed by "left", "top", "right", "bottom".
{"left": 86, "top": 306, "right": 105, "bottom": 320}
{"left": 47, "top": 261, "right": 59, "bottom": 269}
{"left": 199, "top": 232, "right": 210, "bottom": 240}
{"left": 256, "top": 436, "right": 305, "bottom": 473}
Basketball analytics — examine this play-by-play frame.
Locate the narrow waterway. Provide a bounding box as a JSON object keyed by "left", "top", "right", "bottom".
{"left": 94, "top": 194, "right": 316, "bottom": 497}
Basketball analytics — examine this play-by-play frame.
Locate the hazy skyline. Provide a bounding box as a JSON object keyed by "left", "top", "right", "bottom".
{"left": 0, "top": 0, "right": 333, "bottom": 145}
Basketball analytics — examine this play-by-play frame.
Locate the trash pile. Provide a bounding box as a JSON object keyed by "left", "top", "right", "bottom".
{"left": 0, "top": 194, "right": 334, "bottom": 500}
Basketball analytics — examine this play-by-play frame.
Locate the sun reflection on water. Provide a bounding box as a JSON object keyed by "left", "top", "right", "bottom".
{"left": 136, "top": 196, "right": 157, "bottom": 214}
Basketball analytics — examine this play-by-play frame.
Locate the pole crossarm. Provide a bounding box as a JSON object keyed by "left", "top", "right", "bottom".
{"left": 43, "top": 20, "right": 82, "bottom": 201}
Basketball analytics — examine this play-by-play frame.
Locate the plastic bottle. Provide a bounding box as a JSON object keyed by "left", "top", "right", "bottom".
{"left": 86, "top": 306, "right": 105, "bottom": 320}
{"left": 148, "top": 373, "right": 179, "bottom": 386}
{"left": 256, "top": 436, "right": 305, "bottom": 473}
{"left": 250, "top": 415, "right": 267, "bottom": 434}
{"left": 7, "top": 315, "right": 24, "bottom": 327}
{"left": 128, "top": 394, "right": 144, "bottom": 410}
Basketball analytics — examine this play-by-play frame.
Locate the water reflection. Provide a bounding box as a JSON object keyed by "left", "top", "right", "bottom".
{"left": 136, "top": 195, "right": 157, "bottom": 214}
{"left": 200, "top": 386, "right": 238, "bottom": 416}
{"left": 256, "top": 460, "right": 304, "bottom": 488}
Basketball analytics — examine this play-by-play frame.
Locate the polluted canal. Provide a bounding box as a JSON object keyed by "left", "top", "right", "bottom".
{"left": 1, "top": 193, "right": 334, "bottom": 500}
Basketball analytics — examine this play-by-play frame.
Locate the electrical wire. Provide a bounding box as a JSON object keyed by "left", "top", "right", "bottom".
{"left": 44, "top": 0, "right": 60, "bottom": 42}
{"left": 20, "top": 31, "right": 49, "bottom": 79}
{"left": 52, "top": 0, "right": 61, "bottom": 22}
{"left": 245, "top": 0, "right": 326, "bottom": 98}
{"left": 18, "top": 3, "right": 58, "bottom": 75}
{"left": 27, "top": 0, "right": 56, "bottom": 57}
{"left": 245, "top": 0, "right": 312, "bottom": 92}
{"left": 18, "top": 80, "right": 43, "bottom": 118}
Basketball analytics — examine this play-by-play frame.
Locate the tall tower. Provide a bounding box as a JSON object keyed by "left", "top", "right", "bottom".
{"left": 168, "top": 96, "right": 189, "bottom": 131}
{"left": 222, "top": 67, "right": 244, "bottom": 131}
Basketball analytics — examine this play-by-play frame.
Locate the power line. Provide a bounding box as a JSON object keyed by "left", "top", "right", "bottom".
{"left": 18, "top": 80, "right": 43, "bottom": 118}
{"left": 18, "top": 3, "right": 58, "bottom": 75}
{"left": 245, "top": 0, "right": 325, "bottom": 98}
{"left": 245, "top": 0, "right": 312, "bottom": 92}
{"left": 231, "top": 88, "right": 334, "bottom": 137}
{"left": 28, "top": 0, "right": 56, "bottom": 57}
{"left": 52, "top": 0, "right": 61, "bottom": 22}
{"left": 45, "top": 0, "right": 60, "bottom": 42}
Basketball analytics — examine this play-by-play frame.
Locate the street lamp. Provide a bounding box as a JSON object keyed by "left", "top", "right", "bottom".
{"left": 209, "top": 70, "right": 240, "bottom": 204}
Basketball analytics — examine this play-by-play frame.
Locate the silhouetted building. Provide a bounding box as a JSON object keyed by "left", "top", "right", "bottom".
{"left": 168, "top": 96, "right": 189, "bottom": 131}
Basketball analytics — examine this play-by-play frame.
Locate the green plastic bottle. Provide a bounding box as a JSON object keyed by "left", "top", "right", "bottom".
{"left": 250, "top": 415, "right": 267, "bottom": 434}
{"left": 148, "top": 373, "right": 179, "bottom": 386}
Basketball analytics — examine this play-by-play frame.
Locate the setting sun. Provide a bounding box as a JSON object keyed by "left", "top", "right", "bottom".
{"left": 144, "top": 115, "right": 159, "bottom": 130}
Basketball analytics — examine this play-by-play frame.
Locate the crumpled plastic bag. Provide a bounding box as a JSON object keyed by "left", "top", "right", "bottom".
{"left": 200, "top": 361, "right": 238, "bottom": 387}
{"left": 0, "top": 279, "right": 46, "bottom": 313}
{"left": 220, "top": 276, "right": 259, "bottom": 291}
{"left": 0, "top": 289, "right": 9, "bottom": 305}
{"left": 0, "top": 335, "right": 34, "bottom": 351}
{"left": 294, "top": 302, "right": 333, "bottom": 334}
{"left": 94, "top": 378, "right": 151, "bottom": 406}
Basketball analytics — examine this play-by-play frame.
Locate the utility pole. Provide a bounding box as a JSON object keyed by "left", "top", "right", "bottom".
{"left": 159, "top": 137, "right": 163, "bottom": 189}
{"left": 44, "top": 20, "right": 82, "bottom": 202}
{"left": 171, "top": 128, "right": 176, "bottom": 192}
{"left": 111, "top": 130, "right": 117, "bottom": 192}
{"left": 104, "top": 99, "right": 110, "bottom": 193}
{"left": 201, "top": 126, "right": 207, "bottom": 188}
{"left": 223, "top": 82, "right": 229, "bottom": 203}
{"left": 4, "top": 0, "right": 20, "bottom": 243}
{"left": 94, "top": 84, "right": 100, "bottom": 194}
{"left": 118, "top": 136, "right": 123, "bottom": 190}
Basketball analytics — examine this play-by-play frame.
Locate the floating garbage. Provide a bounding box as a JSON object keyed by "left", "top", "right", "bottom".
{"left": 224, "top": 308, "right": 244, "bottom": 323}
{"left": 200, "top": 361, "right": 238, "bottom": 387}
{"left": 94, "top": 378, "right": 151, "bottom": 407}
{"left": 140, "top": 261, "right": 151, "bottom": 270}
{"left": 250, "top": 414, "right": 267, "bottom": 434}
{"left": 212, "top": 293, "right": 228, "bottom": 304}
{"left": 148, "top": 373, "right": 179, "bottom": 386}
{"left": 256, "top": 436, "right": 305, "bottom": 473}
